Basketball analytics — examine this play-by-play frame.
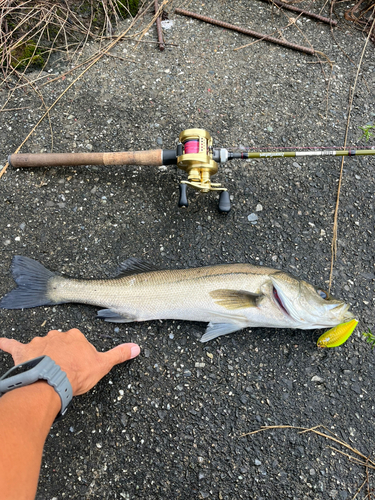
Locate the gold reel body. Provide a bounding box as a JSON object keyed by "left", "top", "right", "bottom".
{"left": 177, "top": 129, "right": 224, "bottom": 193}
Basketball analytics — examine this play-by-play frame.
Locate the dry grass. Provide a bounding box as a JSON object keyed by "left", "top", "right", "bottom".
{"left": 0, "top": 0, "right": 142, "bottom": 87}
{"left": 339, "top": 0, "right": 375, "bottom": 43}
{"left": 241, "top": 424, "right": 374, "bottom": 500}
{"left": 0, "top": 0, "right": 173, "bottom": 179}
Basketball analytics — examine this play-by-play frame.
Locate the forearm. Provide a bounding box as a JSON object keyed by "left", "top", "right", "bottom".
{"left": 0, "top": 329, "right": 140, "bottom": 499}
{"left": 0, "top": 382, "right": 61, "bottom": 500}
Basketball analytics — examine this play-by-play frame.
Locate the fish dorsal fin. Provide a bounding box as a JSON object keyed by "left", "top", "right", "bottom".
{"left": 115, "top": 257, "right": 160, "bottom": 277}
{"left": 210, "top": 289, "right": 262, "bottom": 310}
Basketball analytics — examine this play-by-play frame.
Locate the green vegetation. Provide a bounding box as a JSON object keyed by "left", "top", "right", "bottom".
{"left": 10, "top": 41, "right": 45, "bottom": 70}
{"left": 358, "top": 123, "right": 375, "bottom": 142}
{"left": 116, "top": 0, "right": 140, "bottom": 18}
{"left": 362, "top": 328, "right": 375, "bottom": 348}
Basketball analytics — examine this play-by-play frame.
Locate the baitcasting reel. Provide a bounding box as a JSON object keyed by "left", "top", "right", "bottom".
{"left": 175, "top": 129, "right": 230, "bottom": 212}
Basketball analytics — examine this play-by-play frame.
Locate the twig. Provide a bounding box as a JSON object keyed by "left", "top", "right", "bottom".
{"left": 328, "top": 446, "right": 375, "bottom": 470}
{"left": 241, "top": 424, "right": 375, "bottom": 465}
{"left": 174, "top": 7, "right": 315, "bottom": 55}
{"left": 328, "top": 15, "right": 375, "bottom": 291}
{"left": 352, "top": 478, "right": 368, "bottom": 500}
{"left": 18, "top": 71, "right": 54, "bottom": 152}
{"left": 259, "top": 0, "right": 337, "bottom": 26}
{"left": 240, "top": 424, "right": 374, "bottom": 499}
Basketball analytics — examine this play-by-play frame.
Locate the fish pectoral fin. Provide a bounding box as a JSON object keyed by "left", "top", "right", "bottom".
{"left": 200, "top": 322, "right": 245, "bottom": 343}
{"left": 115, "top": 258, "right": 160, "bottom": 278}
{"left": 97, "top": 309, "right": 137, "bottom": 323}
{"left": 210, "top": 289, "right": 262, "bottom": 310}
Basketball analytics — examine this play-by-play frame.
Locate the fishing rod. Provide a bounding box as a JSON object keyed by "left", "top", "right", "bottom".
{"left": 8, "top": 128, "right": 375, "bottom": 213}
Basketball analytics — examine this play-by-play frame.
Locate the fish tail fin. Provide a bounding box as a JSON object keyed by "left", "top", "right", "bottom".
{"left": 0, "top": 255, "right": 58, "bottom": 309}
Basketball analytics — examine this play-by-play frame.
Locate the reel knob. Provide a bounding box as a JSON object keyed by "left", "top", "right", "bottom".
{"left": 218, "top": 191, "right": 231, "bottom": 213}
{"left": 178, "top": 183, "right": 188, "bottom": 207}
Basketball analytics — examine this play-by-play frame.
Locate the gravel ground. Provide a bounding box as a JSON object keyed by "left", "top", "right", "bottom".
{"left": 0, "top": 1, "right": 374, "bottom": 499}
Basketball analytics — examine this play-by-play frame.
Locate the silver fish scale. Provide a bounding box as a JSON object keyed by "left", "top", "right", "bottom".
{"left": 47, "top": 265, "right": 277, "bottom": 323}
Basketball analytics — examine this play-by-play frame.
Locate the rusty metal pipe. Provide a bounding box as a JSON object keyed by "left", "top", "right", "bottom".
{"left": 174, "top": 8, "right": 315, "bottom": 55}
{"left": 155, "top": 0, "right": 165, "bottom": 51}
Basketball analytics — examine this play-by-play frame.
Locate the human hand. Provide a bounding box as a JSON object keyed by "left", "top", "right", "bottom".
{"left": 0, "top": 329, "right": 140, "bottom": 396}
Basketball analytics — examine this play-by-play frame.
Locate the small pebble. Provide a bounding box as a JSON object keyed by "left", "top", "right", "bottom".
{"left": 195, "top": 362, "right": 205, "bottom": 368}
{"left": 247, "top": 213, "right": 258, "bottom": 224}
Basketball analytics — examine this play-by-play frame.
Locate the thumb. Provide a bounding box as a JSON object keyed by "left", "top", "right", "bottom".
{"left": 101, "top": 343, "right": 140, "bottom": 371}
{"left": 0, "top": 338, "right": 20, "bottom": 356}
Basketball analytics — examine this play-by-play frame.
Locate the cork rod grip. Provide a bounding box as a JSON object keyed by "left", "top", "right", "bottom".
{"left": 8, "top": 150, "right": 164, "bottom": 168}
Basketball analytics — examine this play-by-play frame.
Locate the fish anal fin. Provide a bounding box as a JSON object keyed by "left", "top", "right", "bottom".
{"left": 200, "top": 322, "right": 244, "bottom": 342}
{"left": 97, "top": 309, "right": 137, "bottom": 323}
{"left": 115, "top": 258, "right": 160, "bottom": 278}
{"left": 210, "top": 289, "right": 262, "bottom": 310}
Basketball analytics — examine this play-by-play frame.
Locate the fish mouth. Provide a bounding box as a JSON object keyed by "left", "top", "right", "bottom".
{"left": 273, "top": 286, "right": 290, "bottom": 317}
{"left": 334, "top": 303, "right": 355, "bottom": 322}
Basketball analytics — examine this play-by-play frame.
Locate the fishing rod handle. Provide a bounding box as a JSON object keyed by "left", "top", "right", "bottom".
{"left": 8, "top": 150, "right": 169, "bottom": 168}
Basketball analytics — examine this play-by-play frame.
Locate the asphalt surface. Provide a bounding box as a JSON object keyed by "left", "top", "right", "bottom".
{"left": 0, "top": 1, "right": 374, "bottom": 498}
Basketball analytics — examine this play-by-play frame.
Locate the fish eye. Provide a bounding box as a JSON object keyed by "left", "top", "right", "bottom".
{"left": 317, "top": 289, "right": 328, "bottom": 300}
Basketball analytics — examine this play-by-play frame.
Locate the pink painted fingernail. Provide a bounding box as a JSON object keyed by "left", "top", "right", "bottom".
{"left": 130, "top": 344, "right": 140, "bottom": 359}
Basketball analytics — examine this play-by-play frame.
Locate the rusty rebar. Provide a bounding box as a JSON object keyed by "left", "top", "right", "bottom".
{"left": 155, "top": 0, "right": 165, "bottom": 51}
{"left": 174, "top": 8, "right": 315, "bottom": 55}
{"left": 258, "top": 0, "right": 337, "bottom": 26}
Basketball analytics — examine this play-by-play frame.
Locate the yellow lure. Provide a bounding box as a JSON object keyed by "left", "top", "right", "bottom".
{"left": 317, "top": 319, "right": 358, "bottom": 348}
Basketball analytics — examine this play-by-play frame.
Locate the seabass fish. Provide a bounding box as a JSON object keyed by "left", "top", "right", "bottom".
{"left": 0, "top": 256, "right": 354, "bottom": 342}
